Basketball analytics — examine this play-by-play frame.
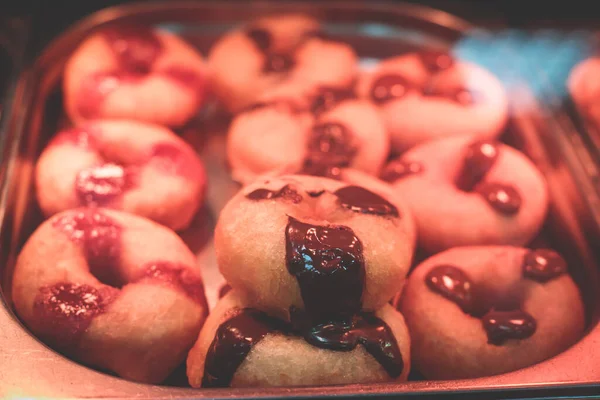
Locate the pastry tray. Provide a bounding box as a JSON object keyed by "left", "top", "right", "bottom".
{"left": 1, "top": 1, "right": 600, "bottom": 398}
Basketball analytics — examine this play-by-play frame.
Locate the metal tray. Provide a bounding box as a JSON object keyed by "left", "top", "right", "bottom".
{"left": 2, "top": 1, "right": 600, "bottom": 398}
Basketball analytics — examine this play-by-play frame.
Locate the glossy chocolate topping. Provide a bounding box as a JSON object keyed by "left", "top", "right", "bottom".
{"left": 75, "top": 163, "right": 133, "bottom": 206}
{"left": 246, "top": 184, "right": 302, "bottom": 203}
{"left": 305, "top": 313, "right": 404, "bottom": 378}
{"left": 310, "top": 86, "right": 356, "bottom": 116}
{"left": 135, "top": 262, "right": 207, "bottom": 306}
{"left": 103, "top": 25, "right": 162, "bottom": 76}
{"left": 33, "top": 283, "right": 117, "bottom": 350}
{"left": 302, "top": 122, "right": 356, "bottom": 179}
{"left": 426, "top": 264, "right": 537, "bottom": 344}
{"left": 306, "top": 189, "right": 326, "bottom": 197}
{"left": 455, "top": 140, "right": 499, "bottom": 192}
{"left": 380, "top": 160, "right": 423, "bottom": 183}
{"left": 523, "top": 249, "right": 567, "bottom": 282}
{"left": 334, "top": 186, "right": 399, "bottom": 217}
{"left": 53, "top": 210, "right": 122, "bottom": 287}
{"left": 285, "top": 216, "right": 365, "bottom": 319}
{"left": 202, "top": 308, "right": 280, "bottom": 388}
{"left": 475, "top": 182, "right": 522, "bottom": 215}
{"left": 482, "top": 309, "right": 537, "bottom": 345}
{"left": 370, "top": 74, "right": 411, "bottom": 104}
{"left": 419, "top": 50, "right": 454, "bottom": 73}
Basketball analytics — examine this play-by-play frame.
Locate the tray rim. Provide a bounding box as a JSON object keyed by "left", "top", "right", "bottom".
{"left": 1, "top": 1, "right": 600, "bottom": 398}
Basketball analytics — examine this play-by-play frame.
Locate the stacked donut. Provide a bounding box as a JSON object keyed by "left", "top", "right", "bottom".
{"left": 186, "top": 174, "right": 416, "bottom": 387}
{"left": 12, "top": 23, "right": 213, "bottom": 384}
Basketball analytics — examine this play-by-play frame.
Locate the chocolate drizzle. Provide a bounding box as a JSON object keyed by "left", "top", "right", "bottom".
{"left": 334, "top": 186, "right": 399, "bottom": 217}
{"left": 245, "top": 27, "right": 295, "bottom": 74}
{"left": 523, "top": 249, "right": 567, "bottom": 282}
{"left": 301, "top": 122, "right": 357, "bottom": 179}
{"left": 426, "top": 265, "right": 537, "bottom": 345}
{"left": 370, "top": 74, "right": 411, "bottom": 104}
{"left": 310, "top": 86, "right": 356, "bottom": 116}
{"left": 380, "top": 160, "right": 423, "bottom": 183}
{"left": 285, "top": 216, "right": 365, "bottom": 319}
{"left": 455, "top": 140, "right": 522, "bottom": 215}
{"left": 246, "top": 184, "right": 302, "bottom": 203}
{"left": 202, "top": 308, "right": 280, "bottom": 388}
{"left": 419, "top": 50, "right": 454, "bottom": 73}
{"left": 304, "top": 313, "right": 403, "bottom": 378}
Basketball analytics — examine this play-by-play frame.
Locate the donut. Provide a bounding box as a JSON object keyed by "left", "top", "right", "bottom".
{"left": 227, "top": 83, "right": 389, "bottom": 184}
{"left": 64, "top": 24, "right": 207, "bottom": 127}
{"left": 568, "top": 57, "right": 600, "bottom": 127}
{"left": 187, "top": 290, "right": 411, "bottom": 387}
{"left": 35, "top": 120, "right": 206, "bottom": 231}
{"left": 381, "top": 136, "right": 548, "bottom": 253}
{"left": 398, "top": 246, "right": 584, "bottom": 379}
{"left": 12, "top": 208, "right": 209, "bottom": 383}
{"left": 214, "top": 174, "right": 416, "bottom": 323}
{"left": 357, "top": 51, "right": 508, "bottom": 154}
{"left": 208, "top": 14, "right": 357, "bottom": 112}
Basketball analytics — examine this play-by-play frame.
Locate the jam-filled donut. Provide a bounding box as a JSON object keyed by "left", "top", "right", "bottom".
{"left": 357, "top": 51, "right": 508, "bottom": 153}
{"left": 227, "top": 84, "right": 389, "bottom": 184}
{"left": 382, "top": 136, "right": 548, "bottom": 253}
{"left": 399, "top": 246, "right": 584, "bottom": 379}
{"left": 35, "top": 120, "right": 206, "bottom": 231}
{"left": 64, "top": 24, "right": 207, "bottom": 127}
{"left": 187, "top": 290, "right": 411, "bottom": 387}
{"left": 568, "top": 57, "right": 600, "bottom": 127}
{"left": 12, "top": 208, "right": 209, "bottom": 383}
{"left": 208, "top": 14, "right": 357, "bottom": 112}
{"left": 215, "top": 174, "right": 416, "bottom": 323}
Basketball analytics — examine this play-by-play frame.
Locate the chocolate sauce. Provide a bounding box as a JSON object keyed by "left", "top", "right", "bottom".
{"left": 419, "top": 50, "right": 454, "bottom": 73}
{"left": 523, "top": 249, "right": 567, "bottom": 282}
{"left": 455, "top": 140, "right": 499, "bottom": 192}
{"left": 305, "top": 313, "right": 403, "bottom": 378}
{"left": 103, "top": 25, "right": 162, "bottom": 76}
{"left": 136, "top": 262, "right": 207, "bottom": 306}
{"left": 334, "top": 186, "right": 399, "bottom": 217}
{"left": 33, "top": 283, "right": 117, "bottom": 350}
{"left": 380, "top": 160, "right": 423, "bottom": 183}
{"left": 310, "top": 86, "right": 356, "bottom": 116}
{"left": 285, "top": 216, "right": 365, "bottom": 319}
{"left": 426, "top": 265, "right": 538, "bottom": 344}
{"left": 426, "top": 265, "right": 479, "bottom": 315}
{"left": 370, "top": 74, "right": 412, "bottom": 104}
{"left": 246, "top": 184, "right": 302, "bottom": 203}
{"left": 482, "top": 309, "right": 537, "bottom": 345}
{"left": 75, "top": 163, "right": 133, "bottom": 206}
{"left": 302, "top": 122, "right": 356, "bottom": 179}
{"left": 306, "top": 189, "right": 326, "bottom": 197}
{"left": 202, "top": 308, "right": 280, "bottom": 387}
{"left": 53, "top": 210, "right": 122, "bottom": 287}
{"left": 475, "top": 182, "right": 522, "bottom": 215}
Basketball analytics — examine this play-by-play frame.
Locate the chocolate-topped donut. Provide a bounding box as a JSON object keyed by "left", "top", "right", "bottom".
{"left": 208, "top": 14, "right": 357, "bottom": 112}
{"left": 214, "top": 174, "right": 415, "bottom": 322}
{"left": 399, "top": 246, "right": 584, "bottom": 379}
{"left": 384, "top": 136, "right": 548, "bottom": 253}
{"left": 187, "top": 290, "right": 411, "bottom": 387}
{"left": 357, "top": 51, "right": 508, "bottom": 153}
{"left": 12, "top": 208, "right": 208, "bottom": 383}
{"left": 226, "top": 83, "right": 389, "bottom": 185}
{"left": 64, "top": 24, "right": 207, "bottom": 127}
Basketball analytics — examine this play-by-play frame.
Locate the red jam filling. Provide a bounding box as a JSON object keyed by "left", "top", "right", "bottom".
{"left": 135, "top": 261, "right": 207, "bottom": 306}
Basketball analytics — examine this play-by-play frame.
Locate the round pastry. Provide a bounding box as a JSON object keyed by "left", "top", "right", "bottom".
{"left": 357, "top": 51, "right": 508, "bottom": 154}
{"left": 227, "top": 83, "right": 389, "bottom": 184}
{"left": 208, "top": 14, "right": 357, "bottom": 112}
{"left": 187, "top": 290, "right": 411, "bottom": 387}
{"left": 214, "top": 174, "right": 416, "bottom": 322}
{"left": 12, "top": 208, "right": 209, "bottom": 384}
{"left": 64, "top": 23, "right": 207, "bottom": 127}
{"left": 35, "top": 120, "right": 206, "bottom": 231}
{"left": 568, "top": 57, "right": 600, "bottom": 127}
{"left": 381, "top": 136, "right": 548, "bottom": 253}
{"left": 398, "top": 246, "right": 584, "bottom": 379}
